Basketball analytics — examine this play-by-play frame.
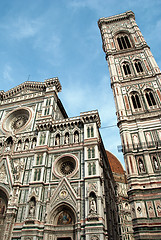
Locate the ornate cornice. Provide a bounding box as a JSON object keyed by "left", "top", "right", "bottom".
{"left": 45, "top": 77, "right": 62, "bottom": 92}
{"left": 98, "top": 10, "right": 135, "bottom": 28}
{"left": 1, "top": 77, "right": 61, "bottom": 100}
{"left": 36, "top": 110, "right": 101, "bottom": 131}
{"left": 80, "top": 110, "right": 101, "bottom": 128}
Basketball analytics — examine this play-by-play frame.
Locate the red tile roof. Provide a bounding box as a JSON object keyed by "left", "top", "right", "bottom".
{"left": 106, "top": 150, "right": 125, "bottom": 174}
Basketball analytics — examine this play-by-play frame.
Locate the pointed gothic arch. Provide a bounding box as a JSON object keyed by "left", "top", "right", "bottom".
{"left": 114, "top": 31, "right": 133, "bottom": 50}
{"left": 144, "top": 89, "right": 157, "bottom": 107}
{"left": 0, "top": 188, "right": 9, "bottom": 240}
{"left": 130, "top": 91, "right": 141, "bottom": 109}
{"left": 45, "top": 203, "right": 76, "bottom": 240}
{"left": 133, "top": 59, "right": 144, "bottom": 73}
{"left": 122, "top": 61, "right": 131, "bottom": 76}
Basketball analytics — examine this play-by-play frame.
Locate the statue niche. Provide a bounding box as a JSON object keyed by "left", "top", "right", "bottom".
{"left": 88, "top": 192, "right": 98, "bottom": 220}
{"left": 28, "top": 197, "right": 36, "bottom": 219}
{"left": 5, "top": 136, "right": 13, "bottom": 152}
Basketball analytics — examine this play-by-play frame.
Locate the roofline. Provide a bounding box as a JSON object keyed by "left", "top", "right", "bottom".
{"left": 98, "top": 10, "right": 135, "bottom": 28}
{"left": 0, "top": 77, "right": 62, "bottom": 100}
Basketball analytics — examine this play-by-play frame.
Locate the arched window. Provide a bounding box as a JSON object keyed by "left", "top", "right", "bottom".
{"left": 88, "top": 163, "right": 92, "bottom": 175}
{"left": 5, "top": 136, "right": 13, "bottom": 152}
{"left": 93, "top": 163, "right": 96, "bottom": 175}
{"left": 87, "top": 126, "right": 94, "bottom": 138}
{"left": 34, "top": 169, "right": 41, "bottom": 181}
{"left": 131, "top": 92, "right": 141, "bottom": 109}
{"left": 145, "top": 90, "right": 156, "bottom": 106}
{"left": 44, "top": 107, "right": 50, "bottom": 115}
{"left": 88, "top": 148, "right": 91, "bottom": 159}
{"left": 46, "top": 98, "right": 51, "bottom": 106}
{"left": 88, "top": 147, "right": 95, "bottom": 159}
{"left": 122, "top": 62, "right": 131, "bottom": 75}
{"left": 117, "top": 34, "right": 131, "bottom": 50}
{"left": 92, "top": 147, "right": 95, "bottom": 158}
{"left": 134, "top": 60, "right": 143, "bottom": 73}
{"left": 36, "top": 154, "right": 43, "bottom": 165}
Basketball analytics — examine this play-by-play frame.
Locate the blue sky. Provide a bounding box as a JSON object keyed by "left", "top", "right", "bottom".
{"left": 0, "top": 0, "right": 161, "bottom": 167}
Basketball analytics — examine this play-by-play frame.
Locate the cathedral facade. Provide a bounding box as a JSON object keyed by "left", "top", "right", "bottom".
{"left": 98, "top": 11, "right": 161, "bottom": 240}
{"left": 0, "top": 78, "right": 120, "bottom": 240}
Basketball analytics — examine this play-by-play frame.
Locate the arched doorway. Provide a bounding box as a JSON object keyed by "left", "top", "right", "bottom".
{"left": 0, "top": 189, "right": 8, "bottom": 240}
{"left": 45, "top": 204, "right": 76, "bottom": 240}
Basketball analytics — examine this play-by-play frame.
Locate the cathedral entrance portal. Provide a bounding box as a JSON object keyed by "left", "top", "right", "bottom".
{"left": 0, "top": 189, "right": 8, "bottom": 240}
{"left": 44, "top": 204, "right": 76, "bottom": 240}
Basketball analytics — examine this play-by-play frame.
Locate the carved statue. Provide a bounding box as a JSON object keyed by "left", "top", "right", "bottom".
{"left": 138, "top": 159, "right": 145, "bottom": 173}
{"left": 17, "top": 141, "right": 22, "bottom": 151}
{"left": 154, "top": 157, "right": 159, "bottom": 170}
{"left": 55, "top": 135, "right": 60, "bottom": 145}
{"left": 89, "top": 197, "right": 97, "bottom": 213}
{"left": 0, "top": 165, "right": 8, "bottom": 184}
{"left": 5, "top": 142, "right": 12, "bottom": 152}
{"left": 65, "top": 134, "right": 69, "bottom": 144}
{"left": 28, "top": 200, "right": 36, "bottom": 218}
{"left": 24, "top": 140, "right": 29, "bottom": 150}
{"left": 31, "top": 138, "right": 37, "bottom": 148}
{"left": 74, "top": 133, "right": 79, "bottom": 143}
{"left": 13, "top": 159, "right": 24, "bottom": 181}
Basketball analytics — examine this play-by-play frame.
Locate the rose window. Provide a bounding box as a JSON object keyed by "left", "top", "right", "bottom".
{"left": 2, "top": 108, "right": 31, "bottom": 132}
{"left": 11, "top": 115, "right": 28, "bottom": 130}
{"left": 60, "top": 161, "right": 75, "bottom": 175}
{"left": 54, "top": 155, "right": 77, "bottom": 177}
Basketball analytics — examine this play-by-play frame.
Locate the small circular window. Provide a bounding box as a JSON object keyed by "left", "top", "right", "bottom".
{"left": 54, "top": 155, "right": 78, "bottom": 178}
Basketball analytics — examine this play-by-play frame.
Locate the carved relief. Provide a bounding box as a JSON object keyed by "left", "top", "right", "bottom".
{"left": 146, "top": 201, "right": 155, "bottom": 218}
{"left": 13, "top": 158, "right": 24, "bottom": 182}
{"left": 89, "top": 197, "right": 97, "bottom": 214}
{"left": 154, "top": 200, "right": 161, "bottom": 217}
{"left": 87, "top": 183, "right": 98, "bottom": 193}
{"left": 0, "top": 164, "right": 8, "bottom": 184}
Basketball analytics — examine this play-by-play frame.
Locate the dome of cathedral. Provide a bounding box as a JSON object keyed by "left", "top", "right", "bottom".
{"left": 106, "top": 150, "right": 125, "bottom": 175}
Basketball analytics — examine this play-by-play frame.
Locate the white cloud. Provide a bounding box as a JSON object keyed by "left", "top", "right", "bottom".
{"left": 11, "top": 18, "right": 41, "bottom": 40}
{"left": 0, "top": 17, "right": 42, "bottom": 40}
{"left": 3, "top": 64, "right": 13, "bottom": 82}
